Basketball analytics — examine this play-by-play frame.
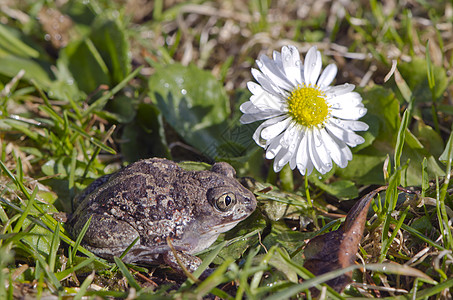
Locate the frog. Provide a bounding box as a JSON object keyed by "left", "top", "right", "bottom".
{"left": 68, "top": 158, "right": 256, "bottom": 276}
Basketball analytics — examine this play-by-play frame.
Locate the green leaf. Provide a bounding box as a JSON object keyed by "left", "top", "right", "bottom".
{"left": 83, "top": 66, "right": 142, "bottom": 116}
{"left": 62, "top": 0, "right": 97, "bottom": 26}
{"left": 59, "top": 39, "right": 110, "bottom": 93}
{"left": 397, "top": 56, "right": 448, "bottom": 102}
{"left": 361, "top": 86, "right": 400, "bottom": 143}
{"left": 439, "top": 128, "right": 453, "bottom": 164}
{"left": 41, "top": 157, "right": 97, "bottom": 179}
{"left": 340, "top": 86, "right": 444, "bottom": 186}
{"left": 21, "top": 213, "right": 60, "bottom": 262}
{"left": 215, "top": 89, "right": 261, "bottom": 159}
{"left": 101, "top": 94, "right": 137, "bottom": 124}
{"left": 177, "top": 160, "right": 212, "bottom": 171}
{"left": 148, "top": 63, "right": 230, "bottom": 158}
{"left": 310, "top": 177, "right": 359, "bottom": 200}
{"left": 263, "top": 222, "right": 312, "bottom": 265}
{"left": 0, "top": 24, "right": 40, "bottom": 58}
{"left": 120, "top": 103, "right": 170, "bottom": 163}
{"left": 337, "top": 86, "right": 399, "bottom": 184}
{"left": 0, "top": 54, "right": 53, "bottom": 88}
{"left": 401, "top": 130, "right": 445, "bottom": 185}
{"left": 426, "top": 41, "right": 435, "bottom": 91}
{"left": 412, "top": 119, "right": 445, "bottom": 158}
{"left": 90, "top": 18, "right": 131, "bottom": 85}
{"left": 48, "top": 59, "right": 86, "bottom": 102}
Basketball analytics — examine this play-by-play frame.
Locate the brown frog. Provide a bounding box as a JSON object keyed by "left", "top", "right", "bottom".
{"left": 68, "top": 158, "right": 256, "bottom": 276}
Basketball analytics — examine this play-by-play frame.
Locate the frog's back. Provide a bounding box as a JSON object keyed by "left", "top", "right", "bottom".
{"left": 70, "top": 158, "right": 205, "bottom": 244}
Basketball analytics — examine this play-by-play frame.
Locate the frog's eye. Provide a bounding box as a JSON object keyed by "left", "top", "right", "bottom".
{"left": 215, "top": 193, "right": 236, "bottom": 212}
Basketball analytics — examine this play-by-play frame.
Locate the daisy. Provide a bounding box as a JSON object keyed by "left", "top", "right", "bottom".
{"left": 240, "top": 45, "right": 368, "bottom": 176}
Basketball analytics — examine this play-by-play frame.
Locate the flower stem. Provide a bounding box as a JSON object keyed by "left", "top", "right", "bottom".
{"left": 304, "top": 175, "right": 312, "bottom": 208}
{"left": 304, "top": 175, "right": 318, "bottom": 229}
{"left": 280, "top": 164, "right": 294, "bottom": 191}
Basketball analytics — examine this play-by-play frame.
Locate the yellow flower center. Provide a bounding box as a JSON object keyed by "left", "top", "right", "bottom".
{"left": 287, "top": 84, "right": 329, "bottom": 128}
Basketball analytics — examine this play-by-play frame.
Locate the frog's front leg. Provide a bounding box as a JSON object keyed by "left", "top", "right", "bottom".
{"left": 163, "top": 251, "right": 213, "bottom": 279}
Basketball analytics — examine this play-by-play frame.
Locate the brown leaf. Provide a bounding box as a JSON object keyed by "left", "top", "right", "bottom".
{"left": 303, "top": 186, "right": 387, "bottom": 293}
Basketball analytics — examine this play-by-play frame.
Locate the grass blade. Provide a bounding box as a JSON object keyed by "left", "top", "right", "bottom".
{"left": 12, "top": 187, "right": 38, "bottom": 234}
{"left": 73, "top": 271, "right": 95, "bottom": 300}
{"left": 56, "top": 257, "right": 96, "bottom": 281}
{"left": 83, "top": 66, "right": 142, "bottom": 116}
{"left": 71, "top": 216, "right": 93, "bottom": 264}
{"left": 48, "top": 223, "right": 61, "bottom": 273}
{"left": 113, "top": 257, "right": 141, "bottom": 291}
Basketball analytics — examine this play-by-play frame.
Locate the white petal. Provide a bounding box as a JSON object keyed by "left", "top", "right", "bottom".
{"left": 327, "top": 131, "right": 353, "bottom": 163}
{"left": 305, "top": 160, "right": 314, "bottom": 175}
{"left": 247, "top": 81, "right": 264, "bottom": 95}
{"left": 308, "top": 129, "right": 332, "bottom": 174}
{"left": 252, "top": 115, "right": 288, "bottom": 146}
{"left": 258, "top": 55, "right": 294, "bottom": 91}
{"left": 330, "top": 106, "right": 367, "bottom": 120}
{"left": 325, "top": 121, "right": 365, "bottom": 147}
{"left": 327, "top": 91, "right": 362, "bottom": 107}
{"left": 317, "top": 64, "right": 337, "bottom": 88}
{"left": 331, "top": 134, "right": 353, "bottom": 161}
{"left": 240, "top": 110, "right": 284, "bottom": 124}
{"left": 298, "top": 155, "right": 314, "bottom": 176}
{"left": 239, "top": 101, "right": 255, "bottom": 113}
{"left": 265, "top": 133, "right": 284, "bottom": 159}
{"left": 304, "top": 46, "right": 322, "bottom": 85}
{"left": 313, "top": 128, "right": 333, "bottom": 170}
{"left": 251, "top": 68, "right": 287, "bottom": 98}
{"left": 272, "top": 50, "right": 285, "bottom": 74}
{"left": 261, "top": 117, "right": 291, "bottom": 140}
{"left": 330, "top": 119, "right": 369, "bottom": 131}
{"left": 250, "top": 93, "right": 285, "bottom": 111}
{"left": 281, "top": 122, "right": 300, "bottom": 149}
{"left": 274, "top": 148, "right": 293, "bottom": 172}
{"left": 289, "top": 132, "right": 303, "bottom": 169}
{"left": 240, "top": 101, "right": 282, "bottom": 115}
{"left": 319, "top": 128, "right": 348, "bottom": 168}
{"left": 273, "top": 50, "right": 282, "bottom": 63}
{"left": 325, "top": 83, "right": 355, "bottom": 98}
{"left": 296, "top": 128, "right": 310, "bottom": 172}
{"left": 281, "top": 45, "right": 303, "bottom": 85}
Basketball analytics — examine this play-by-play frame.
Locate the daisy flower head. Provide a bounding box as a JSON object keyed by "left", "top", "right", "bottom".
{"left": 240, "top": 45, "right": 368, "bottom": 176}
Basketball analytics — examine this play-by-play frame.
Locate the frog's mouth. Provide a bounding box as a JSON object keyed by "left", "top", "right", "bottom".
{"left": 186, "top": 220, "right": 242, "bottom": 254}
{"left": 207, "top": 220, "right": 241, "bottom": 234}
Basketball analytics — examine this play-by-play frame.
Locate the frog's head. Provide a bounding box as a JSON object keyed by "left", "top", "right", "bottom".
{"left": 182, "top": 162, "right": 256, "bottom": 254}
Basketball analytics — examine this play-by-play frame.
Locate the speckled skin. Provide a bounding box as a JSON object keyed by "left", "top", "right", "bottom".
{"left": 69, "top": 158, "right": 256, "bottom": 275}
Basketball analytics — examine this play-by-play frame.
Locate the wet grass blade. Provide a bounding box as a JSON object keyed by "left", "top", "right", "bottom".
{"left": 48, "top": 223, "right": 61, "bottom": 273}
{"left": 83, "top": 66, "right": 142, "bottom": 116}
{"left": 73, "top": 271, "right": 95, "bottom": 300}
{"left": 113, "top": 257, "right": 141, "bottom": 291}
{"left": 71, "top": 216, "right": 93, "bottom": 264}
{"left": 56, "top": 257, "right": 96, "bottom": 281}
{"left": 194, "top": 258, "right": 234, "bottom": 298}
{"left": 12, "top": 187, "right": 38, "bottom": 234}
{"left": 438, "top": 130, "right": 453, "bottom": 249}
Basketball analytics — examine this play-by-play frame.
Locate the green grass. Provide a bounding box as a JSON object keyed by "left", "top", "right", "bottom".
{"left": 1, "top": 0, "right": 453, "bottom": 298}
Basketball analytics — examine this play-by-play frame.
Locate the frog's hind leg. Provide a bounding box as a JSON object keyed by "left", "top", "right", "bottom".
{"left": 72, "top": 213, "right": 140, "bottom": 259}
{"left": 121, "top": 245, "right": 207, "bottom": 277}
